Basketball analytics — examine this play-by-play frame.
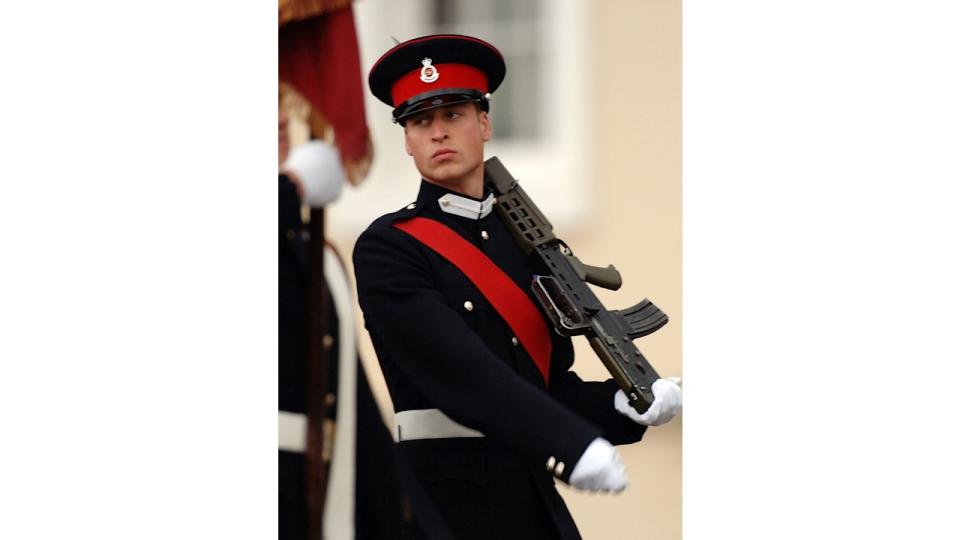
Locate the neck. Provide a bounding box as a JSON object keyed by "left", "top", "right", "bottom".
{"left": 425, "top": 163, "right": 484, "bottom": 199}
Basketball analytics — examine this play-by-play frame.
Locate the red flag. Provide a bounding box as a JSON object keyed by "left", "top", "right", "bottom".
{"left": 280, "top": 6, "right": 372, "bottom": 184}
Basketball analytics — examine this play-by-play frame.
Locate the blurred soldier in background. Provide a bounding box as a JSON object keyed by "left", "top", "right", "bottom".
{"left": 353, "top": 34, "right": 683, "bottom": 540}
{"left": 279, "top": 3, "right": 453, "bottom": 539}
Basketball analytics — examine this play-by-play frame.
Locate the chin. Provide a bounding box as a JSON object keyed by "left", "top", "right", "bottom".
{"left": 424, "top": 163, "right": 466, "bottom": 183}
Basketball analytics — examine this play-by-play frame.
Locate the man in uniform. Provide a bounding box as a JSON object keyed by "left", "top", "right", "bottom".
{"left": 353, "top": 34, "right": 682, "bottom": 540}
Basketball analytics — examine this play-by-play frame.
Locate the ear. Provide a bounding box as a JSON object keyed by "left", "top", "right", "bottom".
{"left": 404, "top": 132, "right": 413, "bottom": 156}
{"left": 479, "top": 110, "right": 492, "bottom": 142}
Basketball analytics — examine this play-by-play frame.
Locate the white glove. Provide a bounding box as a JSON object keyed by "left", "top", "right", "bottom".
{"left": 567, "top": 437, "right": 628, "bottom": 493}
{"left": 614, "top": 377, "right": 682, "bottom": 426}
{"left": 281, "top": 140, "right": 346, "bottom": 208}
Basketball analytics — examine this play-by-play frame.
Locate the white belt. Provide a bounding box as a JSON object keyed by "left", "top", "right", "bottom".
{"left": 279, "top": 411, "right": 307, "bottom": 453}
{"left": 394, "top": 408, "right": 485, "bottom": 442}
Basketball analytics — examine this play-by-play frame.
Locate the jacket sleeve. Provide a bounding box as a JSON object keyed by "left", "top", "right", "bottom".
{"left": 353, "top": 223, "right": 601, "bottom": 479}
{"left": 547, "top": 334, "right": 647, "bottom": 446}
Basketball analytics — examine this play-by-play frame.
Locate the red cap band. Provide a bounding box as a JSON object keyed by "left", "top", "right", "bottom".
{"left": 390, "top": 63, "right": 489, "bottom": 107}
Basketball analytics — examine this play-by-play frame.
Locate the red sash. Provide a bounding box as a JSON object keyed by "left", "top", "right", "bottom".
{"left": 394, "top": 217, "right": 552, "bottom": 386}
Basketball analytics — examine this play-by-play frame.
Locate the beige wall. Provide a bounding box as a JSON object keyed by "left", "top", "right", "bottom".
{"left": 326, "top": 1, "right": 681, "bottom": 537}
{"left": 559, "top": 2, "right": 682, "bottom": 538}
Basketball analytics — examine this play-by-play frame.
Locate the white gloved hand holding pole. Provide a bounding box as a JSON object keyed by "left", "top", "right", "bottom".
{"left": 615, "top": 377, "right": 683, "bottom": 427}
{"left": 281, "top": 140, "right": 347, "bottom": 208}
{"left": 567, "top": 437, "right": 628, "bottom": 493}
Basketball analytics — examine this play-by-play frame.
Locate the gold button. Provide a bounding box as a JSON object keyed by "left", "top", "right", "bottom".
{"left": 555, "top": 462, "right": 565, "bottom": 476}
{"left": 440, "top": 198, "right": 450, "bottom": 206}
{"left": 406, "top": 203, "right": 416, "bottom": 210}
{"left": 323, "top": 335, "right": 334, "bottom": 349}
{"left": 511, "top": 336, "right": 518, "bottom": 346}
{"left": 545, "top": 456, "right": 556, "bottom": 472}
{"left": 286, "top": 229, "right": 296, "bottom": 240}
{"left": 481, "top": 230, "right": 490, "bottom": 240}
{"left": 464, "top": 301, "right": 474, "bottom": 311}
{"left": 300, "top": 230, "right": 311, "bottom": 241}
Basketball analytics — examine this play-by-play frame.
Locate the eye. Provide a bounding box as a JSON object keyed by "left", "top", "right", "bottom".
{"left": 447, "top": 111, "right": 462, "bottom": 120}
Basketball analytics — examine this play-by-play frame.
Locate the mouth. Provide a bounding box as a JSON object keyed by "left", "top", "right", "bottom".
{"left": 432, "top": 148, "right": 456, "bottom": 159}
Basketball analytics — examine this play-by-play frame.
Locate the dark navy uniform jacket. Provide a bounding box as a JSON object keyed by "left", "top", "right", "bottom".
{"left": 353, "top": 179, "right": 647, "bottom": 540}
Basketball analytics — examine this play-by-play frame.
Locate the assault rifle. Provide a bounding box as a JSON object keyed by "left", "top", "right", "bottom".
{"left": 484, "top": 157, "right": 668, "bottom": 414}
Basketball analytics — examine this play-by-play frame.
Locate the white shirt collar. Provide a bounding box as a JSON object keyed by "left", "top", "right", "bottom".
{"left": 436, "top": 192, "right": 496, "bottom": 220}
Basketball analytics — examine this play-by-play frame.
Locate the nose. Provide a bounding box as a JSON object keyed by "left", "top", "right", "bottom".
{"left": 430, "top": 121, "right": 448, "bottom": 141}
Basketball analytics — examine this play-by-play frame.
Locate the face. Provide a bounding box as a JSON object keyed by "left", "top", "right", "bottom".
{"left": 403, "top": 102, "right": 492, "bottom": 192}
